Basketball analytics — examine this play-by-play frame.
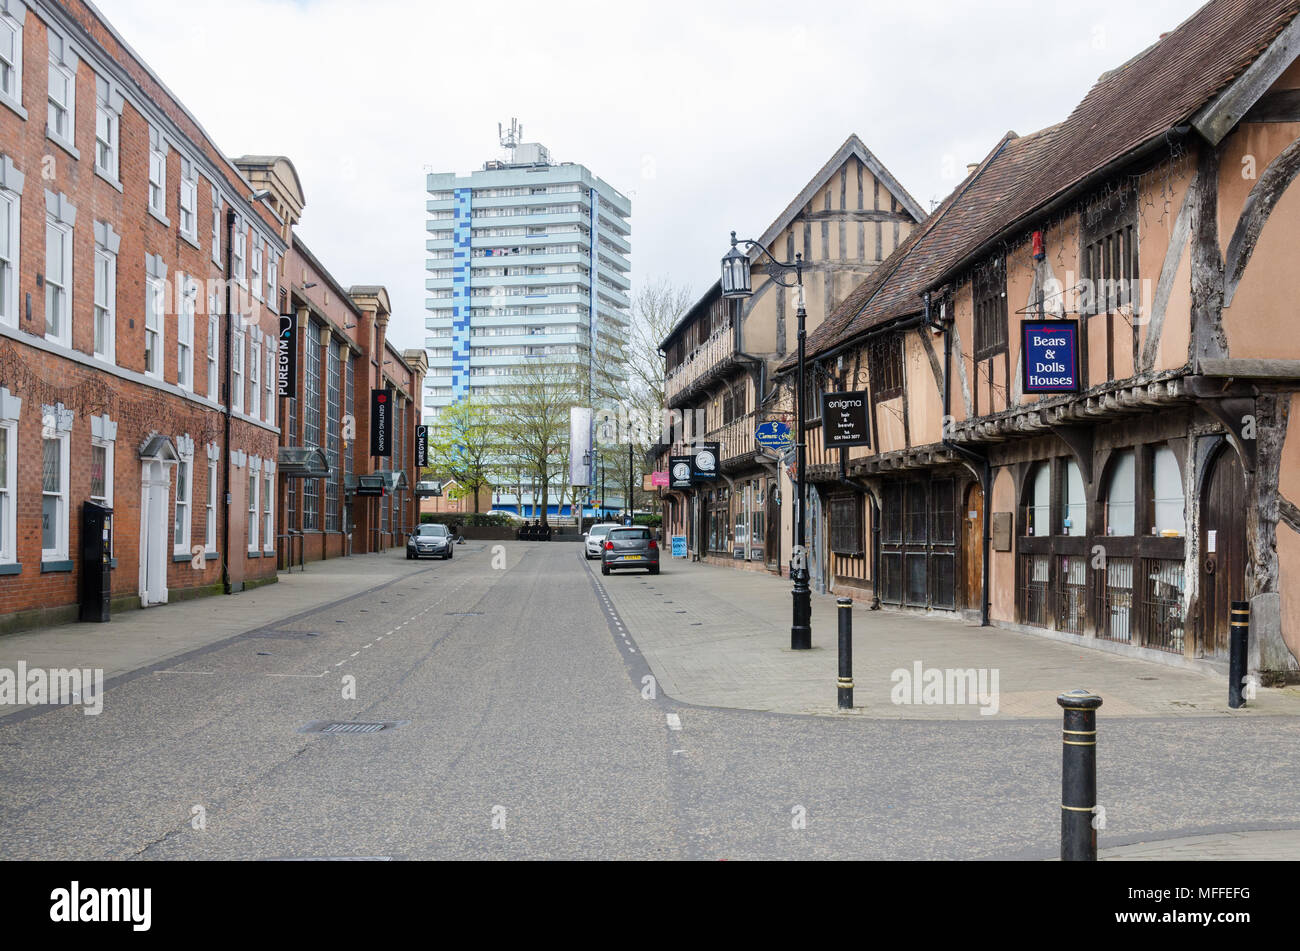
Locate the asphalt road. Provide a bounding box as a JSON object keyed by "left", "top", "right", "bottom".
{"left": 2, "top": 542, "right": 1298, "bottom": 860}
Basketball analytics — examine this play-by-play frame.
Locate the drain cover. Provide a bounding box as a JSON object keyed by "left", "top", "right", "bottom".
{"left": 299, "top": 720, "right": 407, "bottom": 735}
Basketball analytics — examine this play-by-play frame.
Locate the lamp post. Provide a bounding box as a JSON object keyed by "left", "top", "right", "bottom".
{"left": 626, "top": 423, "right": 641, "bottom": 526}
{"left": 721, "top": 231, "right": 811, "bottom": 650}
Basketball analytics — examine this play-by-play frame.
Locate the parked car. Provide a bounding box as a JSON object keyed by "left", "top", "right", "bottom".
{"left": 600, "top": 526, "right": 659, "bottom": 576}
{"left": 407, "top": 523, "right": 454, "bottom": 560}
{"left": 583, "top": 523, "right": 619, "bottom": 560}
{"left": 486, "top": 510, "right": 526, "bottom": 523}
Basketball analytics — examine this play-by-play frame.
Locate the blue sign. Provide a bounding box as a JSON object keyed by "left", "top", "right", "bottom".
{"left": 1021, "top": 319, "right": 1080, "bottom": 394}
{"left": 671, "top": 535, "right": 688, "bottom": 558}
{"left": 755, "top": 420, "right": 794, "bottom": 452}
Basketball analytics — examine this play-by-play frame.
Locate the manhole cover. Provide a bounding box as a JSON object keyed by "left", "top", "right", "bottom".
{"left": 299, "top": 720, "right": 407, "bottom": 735}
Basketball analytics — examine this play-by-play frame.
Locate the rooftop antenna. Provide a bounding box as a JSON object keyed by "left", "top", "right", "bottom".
{"left": 498, "top": 118, "right": 522, "bottom": 163}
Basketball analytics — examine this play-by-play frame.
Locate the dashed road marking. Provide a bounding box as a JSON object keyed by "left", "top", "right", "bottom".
{"left": 666, "top": 713, "right": 681, "bottom": 731}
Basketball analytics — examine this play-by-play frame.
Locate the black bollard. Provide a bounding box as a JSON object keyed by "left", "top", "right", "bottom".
{"left": 1057, "top": 689, "right": 1103, "bottom": 861}
{"left": 1228, "top": 601, "right": 1250, "bottom": 709}
{"left": 837, "top": 598, "right": 853, "bottom": 709}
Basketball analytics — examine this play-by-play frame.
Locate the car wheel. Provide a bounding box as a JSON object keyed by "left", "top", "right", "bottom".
{"left": 649, "top": 566, "right": 660, "bottom": 575}
{"left": 406, "top": 552, "right": 413, "bottom": 560}
{"left": 601, "top": 565, "right": 610, "bottom": 576}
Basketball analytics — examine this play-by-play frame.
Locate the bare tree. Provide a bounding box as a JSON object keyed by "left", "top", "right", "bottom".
{"left": 498, "top": 358, "right": 584, "bottom": 527}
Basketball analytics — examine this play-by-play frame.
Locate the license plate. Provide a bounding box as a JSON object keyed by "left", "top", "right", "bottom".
{"left": 622, "top": 554, "right": 642, "bottom": 560}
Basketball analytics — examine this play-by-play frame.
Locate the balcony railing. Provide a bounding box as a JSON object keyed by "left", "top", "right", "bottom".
{"left": 664, "top": 323, "right": 733, "bottom": 404}
{"left": 663, "top": 412, "right": 758, "bottom": 469}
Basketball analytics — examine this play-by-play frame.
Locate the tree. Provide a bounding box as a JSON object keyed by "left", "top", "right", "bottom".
{"left": 498, "top": 358, "right": 584, "bottom": 527}
{"left": 596, "top": 277, "right": 693, "bottom": 439}
{"left": 594, "top": 277, "right": 694, "bottom": 516}
{"left": 427, "top": 399, "right": 495, "bottom": 513}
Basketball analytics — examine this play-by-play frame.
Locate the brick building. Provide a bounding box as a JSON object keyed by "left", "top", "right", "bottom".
{"left": 0, "top": 1, "right": 424, "bottom": 631}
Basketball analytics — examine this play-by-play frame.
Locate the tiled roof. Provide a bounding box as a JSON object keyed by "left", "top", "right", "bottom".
{"left": 789, "top": 0, "right": 1300, "bottom": 368}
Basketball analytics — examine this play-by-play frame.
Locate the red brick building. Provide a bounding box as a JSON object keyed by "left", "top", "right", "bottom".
{"left": 0, "top": 1, "right": 424, "bottom": 631}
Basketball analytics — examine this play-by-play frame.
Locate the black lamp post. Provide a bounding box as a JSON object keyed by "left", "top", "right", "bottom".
{"left": 721, "top": 231, "right": 811, "bottom": 650}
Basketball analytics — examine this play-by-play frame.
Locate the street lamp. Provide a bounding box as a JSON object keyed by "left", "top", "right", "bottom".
{"left": 626, "top": 422, "right": 641, "bottom": 526}
{"left": 721, "top": 231, "right": 811, "bottom": 650}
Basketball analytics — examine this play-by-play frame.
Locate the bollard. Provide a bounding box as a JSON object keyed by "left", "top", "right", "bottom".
{"left": 1229, "top": 601, "right": 1249, "bottom": 709}
{"left": 837, "top": 598, "right": 853, "bottom": 709}
{"left": 1057, "top": 689, "right": 1103, "bottom": 861}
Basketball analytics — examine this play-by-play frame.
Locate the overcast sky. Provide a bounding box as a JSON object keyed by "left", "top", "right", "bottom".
{"left": 97, "top": 0, "right": 1208, "bottom": 351}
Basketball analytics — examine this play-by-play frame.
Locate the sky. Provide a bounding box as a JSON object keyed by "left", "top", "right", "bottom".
{"left": 96, "top": 0, "right": 1209, "bottom": 352}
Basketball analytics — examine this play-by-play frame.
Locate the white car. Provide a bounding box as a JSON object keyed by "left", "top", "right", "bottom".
{"left": 583, "top": 523, "right": 620, "bottom": 559}
{"left": 486, "top": 510, "right": 526, "bottom": 522}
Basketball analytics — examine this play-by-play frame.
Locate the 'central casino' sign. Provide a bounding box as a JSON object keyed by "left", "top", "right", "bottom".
{"left": 1020, "top": 319, "right": 1080, "bottom": 394}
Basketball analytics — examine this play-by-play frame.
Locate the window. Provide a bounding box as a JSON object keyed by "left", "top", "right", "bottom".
{"left": 973, "top": 255, "right": 1008, "bottom": 358}
{"left": 868, "top": 332, "right": 903, "bottom": 399}
{"left": 302, "top": 326, "right": 321, "bottom": 530}
{"left": 250, "top": 235, "right": 263, "bottom": 299}
{"left": 93, "top": 248, "right": 115, "bottom": 362}
{"left": 41, "top": 433, "right": 68, "bottom": 561}
{"left": 94, "top": 77, "right": 120, "bottom": 181}
{"left": 829, "top": 496, "right": 864, "bottom": 555}
{"left": 47, "top": 38, "right": 75, "bottom": 146}
{"left": 1026, "top": 463, "right": 1050, "bottom": 536}
{"left": 148, "top": 133, "right": 167, "bottom": 217}
{"left": 211, "top": 188, "right": 222, "bottom": 266}
{"left": 0, "top": 190, "right": 16, "bottom": 329}
{"left": 205, "top": 458, "right": 218, "bottom": 553}
{"left": 233, "top": 222, "right": 246, "bottom": 284}
{"left": 262, "top": 471, "right": 273, "bottom": 553}
{"left": 267, "top": 253, "right": 278, "bottom": 305}
{"left": 0, "top": 421, "right": 14, "bottom": 563}
{"left": 1152, "top": 445, "right": 1184, "bottom": 536}
{"left": 264, "top": 346, "right": 275, "bottom": 425}
{"left": 1104, "top": 450, "right": 1136, "bottom": 536}
{"left": 250, "top": 335, "right": 261, "bottom": 418}
{"left": 177, "top": 275, "right": 195, "bottom": 390}
{"left": 144, "top": 275, "right": 164, "bottom": 379}
{"left": 1063, "top": 459, "right": 1086, "bottom": 536}
{"left": 325, "top": 340, "right": 341, "bottom": 531}
{"left": 44, "top": 218, "right": 71, "bottom": 346}
{"left": 90, "top": 437, "right": 112, "bottom": 554}
{"left": 207, "top": 308, "right": 219, "bottom": 400}
{"left": 173, "top": 458, "right": 191, "bottom": 555}
{"left": 179, "top": 161, "right": 198, "bottom": 240}
{"left": 0, "top": 12, "right": 21, "bottom": 106}
{"left": 231, "top": 330, "right": 245, "bottom": 412}
{"left": 1081, "top": 191, "right": 1139, "bottom": 317}
{"left": 247, "top": 469, "right": 258, "bottom": 551}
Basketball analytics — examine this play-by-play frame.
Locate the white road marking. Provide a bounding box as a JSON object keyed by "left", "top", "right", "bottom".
{"left": 363, "top": 644, "right": 372, "bottom": 649}
{"left": 266, "top": 672, "right": 326, "bottom": 679}
{"left": 350, "top": 652, "right": 360, "bottom": 658}
{"left": 666, "top": 713, "right": 682, "bottom": 731}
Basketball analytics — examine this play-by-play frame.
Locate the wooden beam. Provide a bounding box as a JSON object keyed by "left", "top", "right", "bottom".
{"left": 1191, "top": 14, "right": 1300, "bottom": 146}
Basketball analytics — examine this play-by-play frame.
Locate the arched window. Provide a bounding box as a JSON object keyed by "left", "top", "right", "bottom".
{"left": 1152, "top": 445, "right": 1185, "bottom": 536}
{"left": 1027, "top": 463, "right": 1050, "bottom": 536}
{"left": 1063, "top": 460, "right": 1086, "bottom": 536}
{"left": 1105, "top": 450, "right": 1136, "bottom": 536}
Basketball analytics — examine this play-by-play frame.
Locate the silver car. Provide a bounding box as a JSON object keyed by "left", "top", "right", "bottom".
{"left": 600, "top": 526, "right": 660, "bottom": 576}
{"left": 583, "top": 523, "right": 619, "bottom": 559}
{"left": 407, "top": 523, "right": 453, "bottom": 560}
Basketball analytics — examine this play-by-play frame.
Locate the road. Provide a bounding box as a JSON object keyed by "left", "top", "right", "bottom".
{"left": 2, "top": 542, "right": 1298, "bottom": 860}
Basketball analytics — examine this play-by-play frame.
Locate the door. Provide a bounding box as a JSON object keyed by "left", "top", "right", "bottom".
{"left": 766, "top": 489, "right": 780, "bottom": 569}
{"left": 1200, "top": 446, "right": 1245, "bottom": 658}
{"left": 963, "top": 482, "right": 985, "bottom": 612}
{"left": 139, "top": 461, "right": 171, "bottom": 606}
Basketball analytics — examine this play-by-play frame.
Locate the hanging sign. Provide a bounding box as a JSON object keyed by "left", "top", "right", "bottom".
{"left": 277, "top": 314, "right": 297, "bottom": 398}
{"left": 821, "top": 391, "right": 871, "bottom": 448}
{"left": 1021, "top": 319, "right": 1080, "bottom": 394}
{"left": 416, "top": 425, "right": 428, "bottom": 468}
{"left": 370, "top": 388, "right": 393, "bottom": 456}
{"left": 691, "top": 442, "right": 720, "bottom": 481}
{"left": 755, "top": 420, "right": 794, "bottom": 452}
{"left": 669, "top": 455, "right": 693, "bottom": 489}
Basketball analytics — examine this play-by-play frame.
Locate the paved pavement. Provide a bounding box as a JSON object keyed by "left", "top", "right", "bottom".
{"left": 593, "top": 555, "right": 1300, "bottom": 719}
{"left": 1, "top": 542, "right": 1296, "bottom": 860}
{"left": 1099, "top": 827, "right": 1300, "bottom": 860}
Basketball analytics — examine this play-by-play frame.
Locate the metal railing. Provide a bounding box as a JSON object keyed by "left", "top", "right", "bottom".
{"left": 278, "top": 531, "right": 305, "bottom": 572}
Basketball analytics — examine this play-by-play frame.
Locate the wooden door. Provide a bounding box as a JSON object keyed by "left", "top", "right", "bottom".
{"left": 963, "top": 483, "right": 985, "bottom": 611}
{"left": 1200, "top": 448, "right": 1245, "bottom": 658}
